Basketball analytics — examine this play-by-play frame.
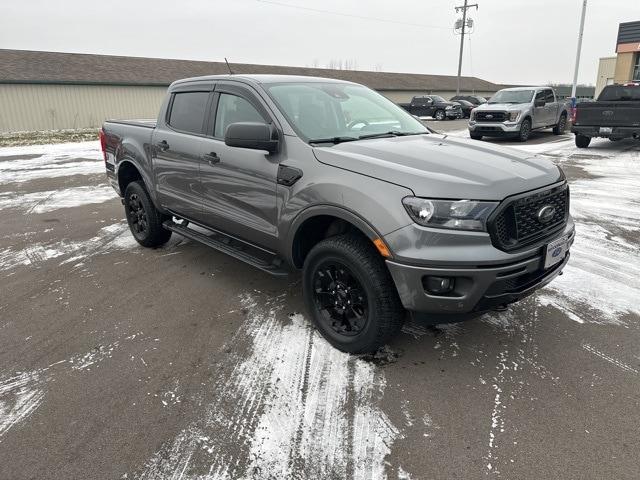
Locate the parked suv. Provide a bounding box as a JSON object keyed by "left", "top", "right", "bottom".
{"left": 101, "top": 75, "right": 573, "bottom": 353}
{"left": 398, "top": 95, "right": 463, "bottom": 120}
{"left": 469, "top": 87, "right": 570, "bottom": 142}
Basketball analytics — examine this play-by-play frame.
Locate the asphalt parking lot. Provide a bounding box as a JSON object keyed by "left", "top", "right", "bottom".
{"left": 1, "top": 129, "right": 639, "bottom": 479}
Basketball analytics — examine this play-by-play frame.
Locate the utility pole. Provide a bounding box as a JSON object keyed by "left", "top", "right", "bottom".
{"left": 455, "top": 0, "right": 478, "bottom": 95}
{"left": 570, "top": 0, "right": 588, "bottom": 105}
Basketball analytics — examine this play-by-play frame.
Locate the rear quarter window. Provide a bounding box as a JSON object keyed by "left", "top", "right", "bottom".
{"left": 168, "top": 91, "right": 210, "bottom": 134}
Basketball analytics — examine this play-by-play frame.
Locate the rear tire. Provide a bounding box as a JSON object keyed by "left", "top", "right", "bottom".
{"left": 518, "top": 118, "right": 532, "bottom": 142}
{"left": 575, "top": 134, "right": 591, "bottom": 149}
{"left": 302, "top": 233, "right": 405, "bottom": 354}
{"left": 124, "top": 181, "right": 172, "bottom": 248}
{"left": 553, "top": 113, "right": 567, "bottom": 135}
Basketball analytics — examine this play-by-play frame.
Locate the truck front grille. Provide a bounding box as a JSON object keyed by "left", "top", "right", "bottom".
{"left": 488, "top": 183, "right": 569, "bottom": 251}
{"left": 475, "top": 111, "right": 507, "bottom": 122}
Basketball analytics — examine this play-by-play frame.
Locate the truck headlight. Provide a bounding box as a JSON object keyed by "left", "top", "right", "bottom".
{"left": 445, "top": 106, "right": 453, "bottom": 110}
{"left": 508, "top": 111, "right": 521, "bottom": 122}
{"left": 402, "top": 197, "right": 498, "bottom": 231}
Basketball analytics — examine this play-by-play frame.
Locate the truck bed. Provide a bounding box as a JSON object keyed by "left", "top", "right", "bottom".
{"left": 104, "top": 119, "right": 157, "bottom": 129}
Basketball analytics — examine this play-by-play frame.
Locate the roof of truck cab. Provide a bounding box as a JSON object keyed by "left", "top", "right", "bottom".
{"left": 172, "top": 74, "right": 354, "bottom": 86}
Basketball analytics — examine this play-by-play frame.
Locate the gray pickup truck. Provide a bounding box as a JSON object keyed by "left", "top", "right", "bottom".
{"left": 469, "top": 87, "right": 570, "bottom": 142}
{"left": 101, "top": 75, "right": 574, "bottom": 353}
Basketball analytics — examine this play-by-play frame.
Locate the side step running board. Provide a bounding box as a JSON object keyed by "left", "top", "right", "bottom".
{"left": 163, "top": 220, "right": 288, "bottom": 277}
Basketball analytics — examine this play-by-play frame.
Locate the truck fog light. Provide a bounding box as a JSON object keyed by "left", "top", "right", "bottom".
{"left": 424, "top": 276, "right": 455, "bottom": 295}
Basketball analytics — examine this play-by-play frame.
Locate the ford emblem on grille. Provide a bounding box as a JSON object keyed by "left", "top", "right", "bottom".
{"left": 537, "top": 205, "right": 556, "bottom": 223}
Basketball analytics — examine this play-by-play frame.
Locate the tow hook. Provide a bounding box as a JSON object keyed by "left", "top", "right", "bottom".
{"left": 493, "top": 303, "right": 509, "bottom": 312}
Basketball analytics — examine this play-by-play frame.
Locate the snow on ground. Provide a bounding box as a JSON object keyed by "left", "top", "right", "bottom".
{"left": 0, "top": 185, "right": 116, "bottom": 214}
{"left": 138, "top": 293, "right": 407, "bottom": 479}
{"left": 504, "top": 136, "right": 640, "bottom": 325}
{"left": 0, "top": 141, "right": 104, "bottom": 184}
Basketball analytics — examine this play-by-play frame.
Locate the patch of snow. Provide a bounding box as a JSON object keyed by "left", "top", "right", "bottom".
{"left": 0, "top": 141, "right": 103, "bottom": 184}
{"left": 0, "top": 185, "right": 116, "bottom": 213}
{"left": 0, "top": 370, "right": 45, "bottom": 440}
{"left": 137, "top": 293, "right": 407, "bottom": 479}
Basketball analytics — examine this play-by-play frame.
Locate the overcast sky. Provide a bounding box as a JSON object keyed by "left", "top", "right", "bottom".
{"left": 1, "top": 0, "right": 637, "bottom": 85}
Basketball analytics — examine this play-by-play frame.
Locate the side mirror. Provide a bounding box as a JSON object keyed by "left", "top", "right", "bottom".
{"left": 534, "top": 99, "right": 546, "bottom": 107}
{"left": 225, "top": 122, "right": 278, "bottom": 153}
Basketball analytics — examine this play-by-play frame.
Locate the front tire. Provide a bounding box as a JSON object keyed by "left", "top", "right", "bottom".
{"left": 124, "top": 181, "right": 172, "bottom": 247}
{"left": 575, "top": 134, "right": 591, "bottom": 148}
{"left": 553, "top": 113, "right": 567, "bottom": 135}
{"left": 470, "top": 133, "right": 483, "bottom": 140}
{"left": 302, "top": 233, "right": 405, "bottom": 354}
{"left": 434, "top": 110, "right": 446, "bottom": 121}
{"left": 518, "top": 118, "right": 532, "bottom": 142}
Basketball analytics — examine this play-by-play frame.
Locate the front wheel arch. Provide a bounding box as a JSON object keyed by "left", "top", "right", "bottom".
{"left": 287, "top": 206, "right": 384, "bottom": 269}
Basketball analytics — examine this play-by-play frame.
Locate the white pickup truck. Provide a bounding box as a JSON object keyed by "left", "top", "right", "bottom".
{"left": 469, "top": 87, "right": 570, "bottom": 142}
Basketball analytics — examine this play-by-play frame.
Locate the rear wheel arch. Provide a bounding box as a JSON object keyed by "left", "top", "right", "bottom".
{"left": 117, "top": 160, "right": 145, "bottom": 195}
{"left": 288, "top": 207, "right": 383, "bottom": 269}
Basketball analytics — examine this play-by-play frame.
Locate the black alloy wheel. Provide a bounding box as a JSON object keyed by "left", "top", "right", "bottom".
{"left": 312, "top": 261, "right": 369, "bottom": 337}
{"left": 127, "top": 193, "right": 148, "bottom": 236}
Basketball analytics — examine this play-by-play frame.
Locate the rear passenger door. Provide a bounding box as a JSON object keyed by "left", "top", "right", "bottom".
{"left": 152, "top": 82, "right": 213, "bottom": 219}
{"left": 198, "top": 82, "right": 280, "bottom": 250}
{"left": 532, "top": 90, "right": 547, "bottom": 128}
{"left": 544, "top": 89, "right": 558, "bottom": 126}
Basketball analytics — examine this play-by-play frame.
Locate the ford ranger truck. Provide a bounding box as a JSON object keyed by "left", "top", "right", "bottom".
{"left": 572, "top": 83, "right": 640, "bottom": 148}
{"left": 101, "top": 75, "right": 574, "bottom": 353}
{"left": 469, "top": 87, "right": 570, "bottom": 142}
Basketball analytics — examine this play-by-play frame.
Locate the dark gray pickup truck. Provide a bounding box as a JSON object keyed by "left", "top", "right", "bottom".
{"left": 101, "top": 74, "right": 574, "bottom": 353}
{"left": 572, "top": 83, "right": 640, "bottom": 148}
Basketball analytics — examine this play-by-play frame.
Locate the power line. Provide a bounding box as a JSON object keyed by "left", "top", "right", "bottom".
{"left": 254, "top": 0, "right": 451, "bottom": 30}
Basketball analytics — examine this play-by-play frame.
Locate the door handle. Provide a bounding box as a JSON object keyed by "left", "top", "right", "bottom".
{"left": 203, "top": 152, "right": 220, "bottom": 165}
{"left": 156, "top": 140, "right": 170, "bottom": 151}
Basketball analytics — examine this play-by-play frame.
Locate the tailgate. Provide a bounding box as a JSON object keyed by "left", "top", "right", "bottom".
{"left": 576, "top": 102, "right": 640, "bottom": 127}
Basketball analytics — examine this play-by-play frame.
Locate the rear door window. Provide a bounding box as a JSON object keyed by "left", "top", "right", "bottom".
{"left": 214, "top": 94, "right": 265, "bottom": 138}
{"left": 168, "top": 91, "right": 210, "bottom": 134}
{"left": 545, "top": 90, "right": 555, "bottom": 103}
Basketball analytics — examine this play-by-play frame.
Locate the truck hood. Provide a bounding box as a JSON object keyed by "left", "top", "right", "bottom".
{"left": 475, "top": 103, "right": 530, "bottom": 111}
{"left": 312, "top": 134, "right": 562, "bottom": 200}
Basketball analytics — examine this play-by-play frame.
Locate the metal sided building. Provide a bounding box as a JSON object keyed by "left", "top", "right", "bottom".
{"left": 0, "top": 49, "right": 501, "bottom": 133}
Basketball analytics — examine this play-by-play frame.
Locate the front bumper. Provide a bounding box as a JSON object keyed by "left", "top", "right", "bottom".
{"left": 469, "top": 121, "right": 521, "bottom": 136}
{"left": 384, "top": 222, "right": 574, "bottom": 320}
{"left": 571, "top": 125, "right": 640, "bottom": 139}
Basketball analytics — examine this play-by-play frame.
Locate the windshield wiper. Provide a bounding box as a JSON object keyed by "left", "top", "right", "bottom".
{"left": 308, "top": 136, "right": 358, "bottom": 145}
{"left": 358, "top": 131, "right": 426, "bottom": 140}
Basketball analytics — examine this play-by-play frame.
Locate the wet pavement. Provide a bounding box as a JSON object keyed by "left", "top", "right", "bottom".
{"left": 0, "top": 133, "right": 638, "bottom": 479}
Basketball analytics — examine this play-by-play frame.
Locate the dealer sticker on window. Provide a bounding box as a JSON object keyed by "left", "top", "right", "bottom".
{"left": 544, "top": 235, "right": 568, "bottom": 269}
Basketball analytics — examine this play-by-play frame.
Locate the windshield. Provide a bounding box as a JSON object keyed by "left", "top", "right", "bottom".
{"left": 431, "top": 95, "right": 446, "bottom": 103}
{"left": 489, "top": 90, "right": 534, "bottom": 104}
{"left": 264, "top": 82, "right": 428, "bottom": 142}
{"left": 598, "top": 85, "right": 640, "bottom": 101}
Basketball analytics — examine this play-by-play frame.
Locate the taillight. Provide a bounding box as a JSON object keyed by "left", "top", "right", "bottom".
{"left": 98, "top": 129, "right": 107, "bottom": 162}
{"left": 571, "top": 106, "right": 578, "bottom": 124}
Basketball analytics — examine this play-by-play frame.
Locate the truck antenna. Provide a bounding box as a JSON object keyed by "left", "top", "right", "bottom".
{"left": 224, "top": 57, "right": 234, "bottom": 75}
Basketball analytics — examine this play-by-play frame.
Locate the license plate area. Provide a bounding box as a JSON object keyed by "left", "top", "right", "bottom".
{"left": 544, "top": 235, "right": 568, "bottom": 269}
{"left": 599, "top": 127, "right": 613, "bottom": 134}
